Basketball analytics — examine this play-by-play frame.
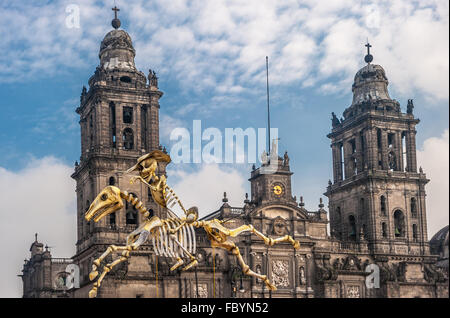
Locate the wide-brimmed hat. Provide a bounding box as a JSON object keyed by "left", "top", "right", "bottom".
{"left": 126, "top": 150, "right": 171, "bottom": 173}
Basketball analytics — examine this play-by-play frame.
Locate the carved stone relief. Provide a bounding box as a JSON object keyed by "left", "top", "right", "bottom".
{"left": 272, "top": 260, "right": 289, "bottom": 288}
{"left": 346, "top": 285, "right": 360, "bottom": 298}
{"left": 193, "top": 283, "right": 208, "bottom": 298}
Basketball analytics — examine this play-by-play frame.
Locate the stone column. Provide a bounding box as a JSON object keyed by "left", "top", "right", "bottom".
{"left": 141, "top": 105, "right": 148, "bottom": 151}
{"left": 332, "top": 143, "right": 342, "bottom": 182}
{"left": 367, "top": 188, "right": 376, "bottom": 242}
{"left": 365, "top": 128, "right": 378, "bottom": 170}
{"left": 355, "top": 133, "right": 363, "bottom": 173}
{"left": 116, "top": 103, "right": 123, "bottom": 150}
{"left": 406, "top": 130, "right": 418, "bottom": 173}
{"left": 344, "top": 140, "right": 353, "bottom": 179}
{"left": 150, "top": 102, "right": 159, "bottom": 150}
{"left": 135, "top": 103, "right": 142, "bottom": 152}
{"left": 396, "top": 131, "right": 403, "bottom": 172}
{"left": 380, "top": 130, "right": 389, "bottom": 170}
{"left": 418, "top": 185, "right": 429, "bottom": 249}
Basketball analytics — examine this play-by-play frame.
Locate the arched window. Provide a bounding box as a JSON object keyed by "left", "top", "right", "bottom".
{"left": 382, "top": 222, "right": 387, "bottom": 238}
{"left": 109, "top": 213, "right": 116, "bottom": 227}
{"left": 401, "top": 132, "right": 407, "bottom": 171}
{"left": 148, "top": 188, "right": 153, "bottom": 202}
{"left": 380, "top": 196, "right": 386, "bottom": 215}
{"left": 352, "top": 156, "right": 358, "bottom": 175}
{"left": 362, "top": 224, "right": 367, "bottom": 239}
{"left": 410, "top": 198, "right": 417, "bottom": 217}
{"left": 340, "top": 143, "right": 345, "bottom": 180}
{"left": 85, "top": 200, "right": 90, "bottom": 235}
{"left": 412, "top": 224, "right": 418, "bottom": 242}
{"left": 336, "top": 207, "right": 342, "bottom": 238}
{"left": 109, "top": 176, "right": 115, "bottom": 186}
{"left": 110, "top": 102, "right": 116, "bottom": 148}
{"left": 349, "top": 215, "right": 357, "bottom": 241}
{"left": 123, "top": 128, "right": 134, "bottom": 150}
{"left": 377, "top": 128, "right": 382, "bottom": 168}
{"left": 360, "top": 198, "right": 365, "bottom": 215}
{"left": 360, "top": 131, "right": 366, "bottom": 170}
{"left": 141, "top": 105, "right": 148, "bottom": 150}
{"left": 123, "top": 106, "right": 133, "bottom": 124}
{"left": 388, "top": 151, "right": 397, "bottom": 171}
{"left": 126, "top": 193, "right": 138, "bottom": 225}
{"left": 394, "top": 210, "right": 405, "bottom": 238}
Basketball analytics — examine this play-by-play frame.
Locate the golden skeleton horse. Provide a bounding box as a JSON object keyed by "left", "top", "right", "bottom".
{"left": 85, "top": 150, "right": 300, "bottom": 297}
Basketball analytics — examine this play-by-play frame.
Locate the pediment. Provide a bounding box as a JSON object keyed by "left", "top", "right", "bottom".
{"left": 249, "top": 203, "right": 308, "bottom": 220}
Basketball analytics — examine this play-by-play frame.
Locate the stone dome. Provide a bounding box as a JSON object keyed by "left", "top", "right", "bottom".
{"left": 99, "top": 29, "right": 136, "bottom": 71}
{"left": 340, "top": 59, "right": 401, "bottom": 121}
{"left": 351, "top": 63, "right": 391, "bottom": 106}
{"left": 430, "top": 225, "right": 449, "bottom": 259}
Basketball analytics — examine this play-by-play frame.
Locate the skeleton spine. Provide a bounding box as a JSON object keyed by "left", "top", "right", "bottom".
{"left": 120, "top": 191, "right": 148, "bottom": 214}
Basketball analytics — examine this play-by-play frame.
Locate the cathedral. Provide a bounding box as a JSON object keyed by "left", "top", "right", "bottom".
{"left": 20, "top": 9, "right": 448, "bottom": 298}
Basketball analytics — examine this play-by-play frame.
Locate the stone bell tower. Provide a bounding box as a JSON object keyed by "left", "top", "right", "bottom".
{"left": 249, "top": 141, "right": 296, "bottom": 206}
{"left": 325, "top": 43, "right": 430, "bottom": 255}
{"left": 71, "top": 7, "right": 166, "bottom": 295}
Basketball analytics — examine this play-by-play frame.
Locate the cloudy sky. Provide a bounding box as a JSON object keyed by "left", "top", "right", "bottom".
{"left": 0, "top": 0, "right": 448, "bottom": 297}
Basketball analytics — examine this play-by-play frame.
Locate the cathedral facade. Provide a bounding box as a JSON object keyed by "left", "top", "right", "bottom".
{"left": 20, "top": 11, "right": 448, "bottom": 298}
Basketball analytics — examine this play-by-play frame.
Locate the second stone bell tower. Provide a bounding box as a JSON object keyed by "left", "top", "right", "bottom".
{"left": 325, "top": 43, "right": 430, "bottom": 256}
{"left": 71, "top": 7, "right": 167, "bottom": 296}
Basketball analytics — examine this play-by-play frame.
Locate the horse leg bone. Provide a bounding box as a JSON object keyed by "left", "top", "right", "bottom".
{"left": 90, "top": 244, "right": 130, "bottom": 281}
{"left": 169, "top": 234, "right": 198, "bottom": 271}
{"left": 231, "top": 244, "right": 277, "bottom": 291}
{"left": 88, "top": 246, "right": 133, "bottom": 298}
{"left": 270, "top": 235, "right": 300, "bottom": 249}
{"left": 238, "top": 225, "right": 300, "bottom": 249}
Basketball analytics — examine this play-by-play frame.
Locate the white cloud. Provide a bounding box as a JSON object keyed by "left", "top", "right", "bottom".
{"left": 167, "top": 164, "right": 248, "bottom": 218}
{"left": 0, "top": 156, "right": 76, "bottom": 297}
{"left": 417, "top": 129, "right": 449, "bottom": 238}
{"left": 159, "top": 113, "right": 186, "bottom": 145}
{"left": 1, "top": 0, "right": 447, "bottom": 103}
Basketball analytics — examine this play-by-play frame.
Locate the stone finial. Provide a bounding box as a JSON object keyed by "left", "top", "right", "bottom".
{"left": 80, "top": 86, "right": 87, "bottom": 103}
{"left": 111, "top": 6, "right": 121, "bottom": 29}
{"left": 223, "top": 192, "right": 228, "bottom": 203}
{"left": 359, "top": 228, "right": 365, "bottom": 241}
{"left": 319, "top": 198, "right": 324, "bottom": 209}
{"left": 252, "top": 164, "right": 256, "bottom": 171}
{"left": 299, "top": 196, "right": 305, "bottom": 207}
{"left": 331, "top": 112, "right": 340, "bottom": 127}
{"left": 244, "top": 193, "right": 249, "bottom": 204}
{"left": 148, "top": 69, "right": 158, "bottom": 88}
{"left": 283, "top": 151, "right": 290, "bottom": 166}
{"left": 419, "top": 166, "right": 423, "bottom": 174}
{"left": 328, "top": 179, "right": 332, "bottom": 187}
{"left": 407, "top": 99, "right": 414, "bottom": 114}
{"left": 364, "top": 41, "right": 373, "bottom": 64}
{"left": 35, "top": 233, "right": 38, "bottom": 242}
{"left": 261, "top": 150, "right": 268, "bottom": 165}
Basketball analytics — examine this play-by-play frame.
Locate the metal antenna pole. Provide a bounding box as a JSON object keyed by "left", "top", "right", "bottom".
{"left": 266, "top": 56, "right": 271, "bottom": 153}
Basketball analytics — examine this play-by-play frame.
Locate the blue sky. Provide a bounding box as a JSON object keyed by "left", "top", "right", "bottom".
{"left": 0, "top": 0, "right": 448, "bottom": 297}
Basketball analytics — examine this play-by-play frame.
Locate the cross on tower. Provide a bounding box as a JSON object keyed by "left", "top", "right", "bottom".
{"left": 364, "top": 41, "right": 373, "bottom": 64}
{"left": 365, "top": 41, "right": 372, "bottom": 56}
{"left": 112, "top": 6, "right": 120, "bottom": 19}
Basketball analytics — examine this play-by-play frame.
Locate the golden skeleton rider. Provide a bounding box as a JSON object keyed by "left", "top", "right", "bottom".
{"left": 85, "top": 150, "right": 300, "bottom": 298}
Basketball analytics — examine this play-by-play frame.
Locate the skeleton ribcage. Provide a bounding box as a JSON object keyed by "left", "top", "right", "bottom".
{"left": 152, "top": 218, "right": 196, "bottom": 258}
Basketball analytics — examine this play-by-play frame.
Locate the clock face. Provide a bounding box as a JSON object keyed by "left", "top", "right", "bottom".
{"left": 273, "top": 184, "right": 283, "bottom": 196}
